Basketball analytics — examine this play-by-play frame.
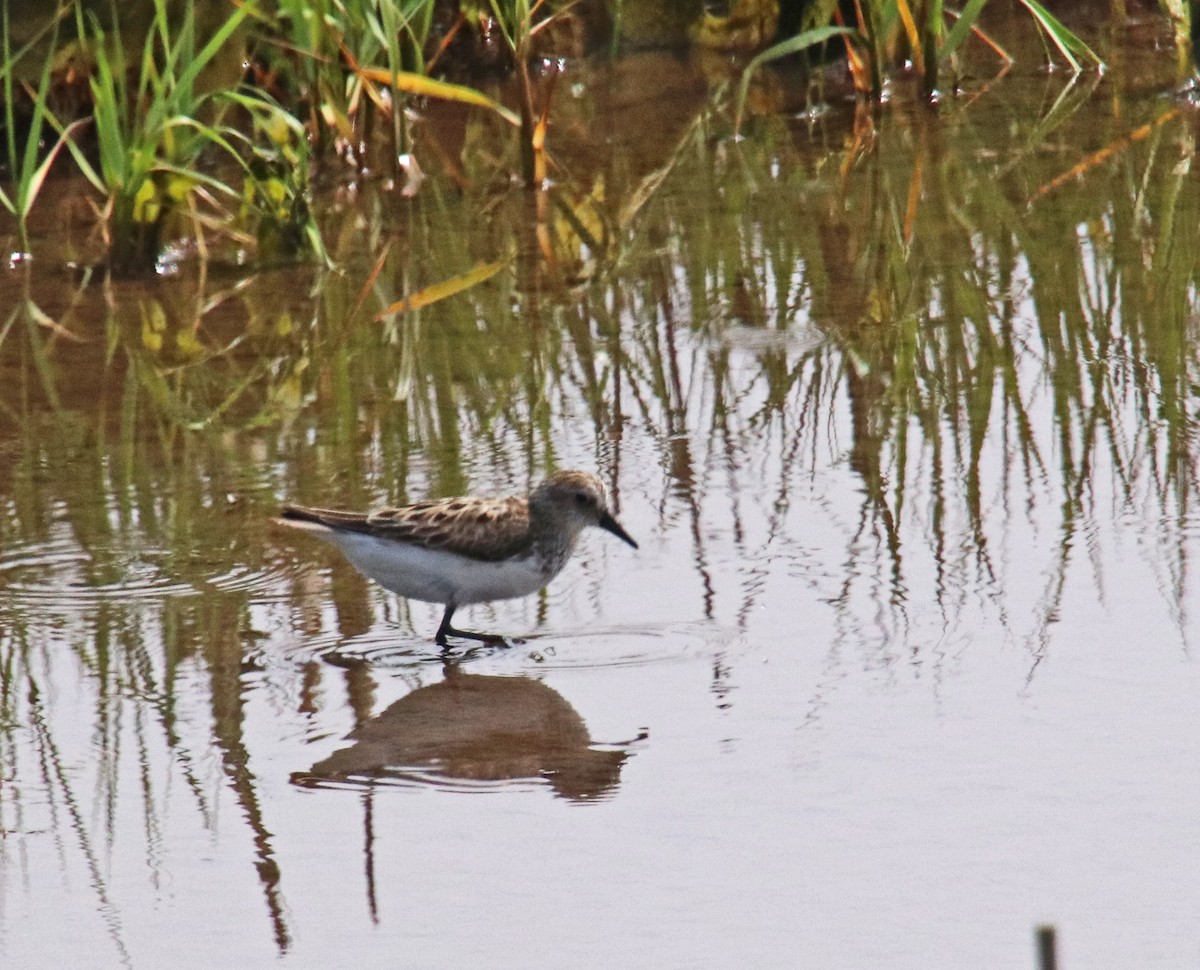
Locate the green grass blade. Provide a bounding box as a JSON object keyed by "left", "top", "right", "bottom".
{"left": 85, "top": 10, "right": 133, "bottom": 193}
{"left": 736, "top": 25, "right": 859, "bottom": 133}
{"left": 1, "top": 2, "right": 71, "bottom": 235}
{"left": 23, "top": 119, "right": 91, "bottom": 213}
{"left": 1, "top": 5, "right": 18, "bottom": 217}
{"left": 941, "top": 0, "right": 990, "bottom": 61}
{"left": 176, "top": 0, "right": 258, "bottom": 94}
{"left": 1015, "top": 0, "right": 1104, "bottom": 70}
{"left": 43, "top": 109, "right": 106, "bottom": 193}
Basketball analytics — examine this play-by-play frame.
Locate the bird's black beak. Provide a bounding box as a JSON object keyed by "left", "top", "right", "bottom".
{"left": 598, "top": 511, "right": 638, "bottom": 549}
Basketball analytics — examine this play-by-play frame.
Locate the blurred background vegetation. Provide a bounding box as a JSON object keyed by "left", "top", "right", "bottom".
{"left": 0, "top": 0, "right": 1133, "bottom": 272}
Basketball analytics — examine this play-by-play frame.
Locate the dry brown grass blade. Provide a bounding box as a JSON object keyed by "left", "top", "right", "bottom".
{"left": 347, "top": 53, "right": 521, "bottom": 126}
{"left": 945, "top": 9, "right": 1012, "bottom": 62}
{"left": 425, "top": 13, "right": 466, "bottom": 75}
{"left": 837, "top": 6, "right": 872, "bottom": 95}
{"left": 374, "top": 253, "right": 510, "bottom": 319}
{"left": 340, "top": 42, "right": 390, "bottom": 118}
{"left": 531, "top": 62, "right": 560, "bottom": 188}
{"left": 350, "top": 240, "right": 394, "bottom": 324}
{"left": 903, "top": 155, "right": 923, "bottom": 246}
{"left": 894, "top": 0, "right": 926, "bottom": 78}
{"left": 839, "top": 105, "right": 876, "bottom": 182}
{"left": 1027, "top": 108, "right": 1180, "bottom": 206}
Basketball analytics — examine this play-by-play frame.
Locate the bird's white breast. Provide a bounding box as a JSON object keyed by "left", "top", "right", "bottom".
{"left": 322, "top": 531, "right": 552, "bottom": 605}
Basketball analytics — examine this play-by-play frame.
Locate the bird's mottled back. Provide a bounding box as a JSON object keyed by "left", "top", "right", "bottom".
{"left": 282, "top": 495, "right": 531, "bottom": 562}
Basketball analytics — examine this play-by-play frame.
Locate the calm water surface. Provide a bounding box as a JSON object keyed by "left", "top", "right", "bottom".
{"left": 3, "top": 9, "right": 1200, "bottom": 969}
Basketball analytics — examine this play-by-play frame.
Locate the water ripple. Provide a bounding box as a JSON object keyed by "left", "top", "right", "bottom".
{"left": 0, "top": 536, "right": 91, "bottom": 574}
{"left": 0, "top": 535, "right": 187, "bottom": 602}
{"left": 315, "top": 620, "right": 741, "bottom": 671}
{"left": 0, "top": 537, "right": 190, "bottom": 604}
{"left": 291, "top": 770, "right": 547, "bottom": 796}
{"left": 0, "top": 536, "right": 302, "bottom": 608}
{"left": 203, "top": 562, "right": 295, "bottom": 599}
{"left": 6, "top": 573, "right": 196, "bottom": 604}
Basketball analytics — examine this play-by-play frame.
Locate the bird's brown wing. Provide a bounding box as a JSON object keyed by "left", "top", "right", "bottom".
{"left": 367, "top": 496, "right": 531, "bottom": 561}
{"left": 282, "top": 497, "right": 532, "bottom": 562}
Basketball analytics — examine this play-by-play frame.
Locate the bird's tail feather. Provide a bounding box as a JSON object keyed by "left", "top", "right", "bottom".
{"left": 276, "top": 505, "right": 373, "bottom": 533}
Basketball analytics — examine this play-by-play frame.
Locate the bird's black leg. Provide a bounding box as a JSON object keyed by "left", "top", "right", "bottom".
{"left": 435, "top": 605, "right": 508, "bottom": 646}
{"left": 435, "top": 605, "right": 455, "bottom": 646}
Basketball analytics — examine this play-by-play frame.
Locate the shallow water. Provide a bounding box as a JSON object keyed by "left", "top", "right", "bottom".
{"left": 3, "top": 7, "right": 1200, "bottom": 969}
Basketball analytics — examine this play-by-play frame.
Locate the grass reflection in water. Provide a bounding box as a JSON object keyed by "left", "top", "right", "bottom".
{"left": 1, "top": 40, "right": 1199, "bottom": 966}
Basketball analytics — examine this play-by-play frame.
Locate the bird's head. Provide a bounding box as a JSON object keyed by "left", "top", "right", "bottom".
{"left": 530, "top": 470, "right": 638, "bottom": 549}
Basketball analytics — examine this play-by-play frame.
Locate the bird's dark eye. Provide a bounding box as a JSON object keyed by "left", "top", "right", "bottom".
{"left": 574, "top": 493, "right": 589, "bottom": 507}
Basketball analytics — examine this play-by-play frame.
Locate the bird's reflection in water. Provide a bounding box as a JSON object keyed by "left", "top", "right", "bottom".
{"left": 294, "top": 661, "right": 643, "bottom": 803}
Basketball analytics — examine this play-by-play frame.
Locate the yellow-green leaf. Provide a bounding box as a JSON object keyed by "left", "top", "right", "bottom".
{"left": 375, "top": 255, "right": 510, "bottom": 319}
{"left": 355, "top": 66, "right": 520, "bottom": 127}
